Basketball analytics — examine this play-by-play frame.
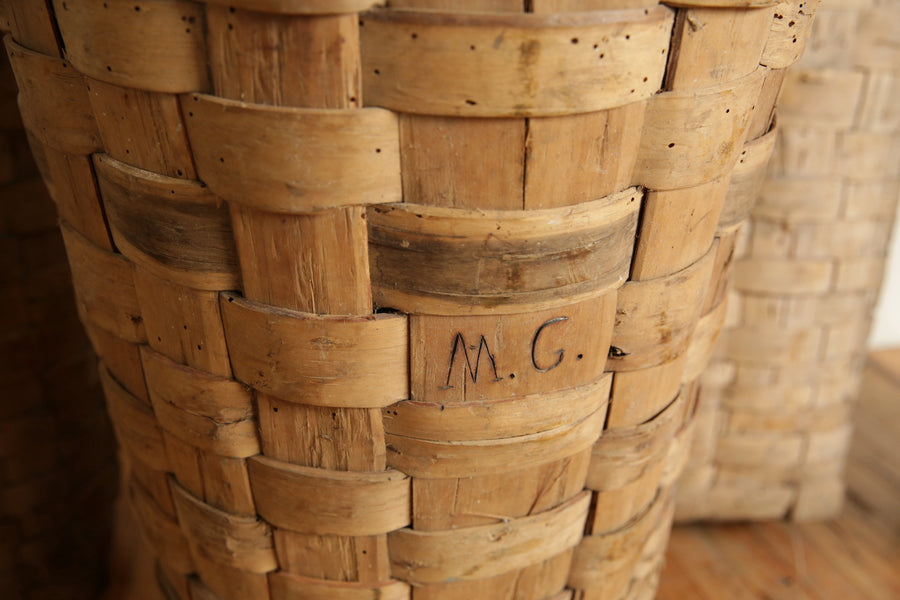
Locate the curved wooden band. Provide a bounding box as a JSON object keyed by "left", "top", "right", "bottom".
{"left": 219, "top": 292, "right": 409, "bottom": 408}
{"left": 51, "top": 0, "right": 209, "bottom": 93}
{"left": 140, "top": 348, "right": 259, "bottom": 458}
{"left": 369, "top": 189, "right": 641, "bottom": 316}
{"left": 5, "top": 36, "right": 100, "bottom": 154}
{"left": 61, "top": 222, "right": 146, "bottom": 343}
{"left": 94, "top": 154, "right": 240, "bottom": 291}
{"left": 385, "top": 375, "right": 611, "bottom": 442}
{"left": 203, "top": 0, "right": 383, "bottom": 14}
{"left": 268, "top": 573, "right": 410, "bottom": 600}
{"left": 682, "top": 298, "right": 728, "bottom": 384}
{"left": 388, "top": 491, "right": 591, "bottom": 585}
{"left": 568, "top": 491, "right": 667, "bottom": 590}
{"left": 718, "top": 125, "right": 779, "bottom": 232}
{"left": 608, "top": 243, "right": 716, "bottom": 372}
{"left": 171, "top": 480, "right": 277, "bottom": 573}
{"left": 761, "top": 0, "right": 820, "bottom": 69}
{"left": 247, "top": 456, "right": 411, "bottom": 536}
{"left": 182, "top": 94, "right": 401, "bottom": 213}
{"left": 99, "top": 364, "right": 167, "bottom": 472}
{"left": 129, "top": 478, "right": 194, "bottom": 575}
{"left": 635, "top": 69, "right": 764, "bottom": 190}
{"left": 663, "top": 0, "right": 777, "bottom": 6}
{"left": 586, "top": 391, "right": 685, "bottom": 491}
{"left": 386, "top": 409, "right": 604, "bottom": 478}
{"left": 360, "top": 7, "right": 673, "bottom": 117}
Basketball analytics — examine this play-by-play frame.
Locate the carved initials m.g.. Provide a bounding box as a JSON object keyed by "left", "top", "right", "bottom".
{"left": 441, "top": 333, "right": 503, "bottom": 389}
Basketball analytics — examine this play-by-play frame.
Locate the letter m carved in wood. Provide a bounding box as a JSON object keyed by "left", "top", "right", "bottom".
{"left": 440, "top": 333, "right": 504, "bottom": 390}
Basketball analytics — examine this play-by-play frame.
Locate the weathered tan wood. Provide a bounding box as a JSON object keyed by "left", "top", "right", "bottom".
{"left": 398, "top": 115, "right": 526, "bottom": 210}
{"left": 718, "top": 124, "right": 778, "bottom": 231}
{"left": 133, "top": 270, "right": 232, "bottom": 377}
{"left": 386, "top": 409, "right": 604, "bottom": 478}
{"left": 746, "top": 67, "right": 785, "bottom": 140}
{"left": 29, "top": 140, "right": 113, "bottom": 251}
{"left": 86, "top": 79, "right": 197, "bottom": 178}
{"left": 760, "top": 0, "right": 821, "bottom": 69}
{"left": 247, "top": 456, "right": 410, "bottom": 536}
{"left": 183, "top": 94, "right": 400, "bottom": 213}
{"left": 663, "top": 0, "right": 777, "bottom": 6}
{"left": 171, "top": 480, "right": 277, "bottom": 574}
{"left": 100, "top": 365, "right": 167, "bottom": 472}
{"left": 388, "top": 492, "right": 590, "bottom": 585}
{"left": 665, "top": 6, "right": 772, "bottom": 91}
{"left": 51, "top": 0, "right": 209, "bottom": 93}
{"left": 271, "top": 532, "right": 390, "bottom": 583}
{"left": 682, "top": 298, "right": 728, "bottom": 383}
{"left": 607, "top": 357, "right": 685, "bottom": 428}
{"left": 776, "top": 68, "right": 864, "bottom": 129}
{"left": 838, "top": 131, "right": 900, "bottom": 180}
{"left": 128, "top": 478, "right": 194, "bottom": 575}
{"left": 229, "top": 204, "right": 372, "bottom": 313}
{"left": 833, "top": 257, "right": 886, "bottom": 293}
{"left": 409, "top": 294, "right": 615, "bottom": 404}
{"left": 204, "top": 0, "right": 383, "bottom": 14}
{"left": 141, "top": 348, "right": 258, "bottom": 458}
{"left": 268, "top": 573, "right": 410, "bottom": 600}
{"left": 5, "top": 37, "right": 100, "bottom": 154}
{"left": 360, "top": 8, "right": 674, "bottom": 117}
{"left": 206, "top": 8, "right": 360, "bottom": 108}
{"left": 94, "top": 154, "right": 238, "bottom": 290}
{"left": 524, "top": 103, "right": 646, "bottom": 209}
{"left": 532, "top": 0, "right": 659, "bottom": 10}
{"left": 733, "top": 257, "right": 833, "bottom": 295}
{"left": 389, "top": 0, "right": 523, "bottom": 10}
{"left": 128, "top": 454, "right": 177, "bottom": 517}
{"left": 60, "top": 222, "right": 145, "bottom": 342}
{"left": 386, "top": 375, "right": 610, "bottom": 442}
{"left": 369, "top": 190, "right": 640, "bottom": 315}
{"left": 220, "top": 292, "right": 407, "bottom": 408}
{"left": 608, "top": 245, "right": 716, "bottom": 371}
{"left": 83, "top": 323, "right": 148, "bottom": 402}
{"left": 630, "top": 178, "right": 727, "bottom": 280}
{"left": 635, "top": 69, "right": 763, "bottom": 190}
{"left": 0, "top": 0, "right": 61, "bottom": 56}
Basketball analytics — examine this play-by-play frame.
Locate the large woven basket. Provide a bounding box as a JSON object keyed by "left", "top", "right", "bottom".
{"left": 2, "top": 0, "right": 815, "bottom": 598}
{"left": 676, "top": 0, "right": 900, "bottom": 522}
{"left": 0, "top": 43, "right": 117, "bottom": 600}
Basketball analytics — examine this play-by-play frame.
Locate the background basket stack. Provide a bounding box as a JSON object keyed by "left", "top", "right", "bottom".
{"left": 676, "top": 0, "right": 900, "bottom": 522}
{"left": 0, "top": 33, "right": 117, "bottom": 600}
{"left": 2, "top": 1, "right": 814, "bottom": 599}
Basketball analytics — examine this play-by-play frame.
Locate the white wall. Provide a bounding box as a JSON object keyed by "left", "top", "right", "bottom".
{"left": 870, "top": 210, "right": 900, "bottom": 348}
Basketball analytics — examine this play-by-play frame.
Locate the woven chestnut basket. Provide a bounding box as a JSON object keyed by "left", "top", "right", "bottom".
{"left": 0, "top": 44, "right": 117, "bottom": 600}
{"left": 676, "top": 0, "right": 900, "bottom": 523}
{"left": 2, "top": 0, "right": 815, "bottom": 598}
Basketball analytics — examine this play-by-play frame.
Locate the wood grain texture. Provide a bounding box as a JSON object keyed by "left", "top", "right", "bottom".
{"left": 0, "top": 0, "right": 61, "bottom": 56}
{"left": 718, "top": 124, "right": 778, "bottom": 231}
{"left": 268, "top": 573, "right": 409, "bottom": 600}
{"left": 183, "top": 94, "right": 400, "bottom": 213}
{"left": 221, "top": 292, "right": 408, "bottom": 408}
{"left": 204, "top": 0, "right": 383, "bottom": 14}
{"left": 100, "top": 365, "right": 167, "bottom": 473}
{"left": 388, "top": 492, "right": 591, "bottom": 585}
{"left": 51, "top": 0, "right": 210, "bottom": 93}
{"left": 369, "top": 190, "right": 640, "bottom": 315}
{"left": 360, "top": 7, "right": 673, "bottom": 117}
{"left": 95, "top": 154, "right": 238, "bottom": 290}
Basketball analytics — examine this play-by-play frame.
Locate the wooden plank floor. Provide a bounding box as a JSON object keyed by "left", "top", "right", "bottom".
{"left": 658, "top": 348, "right": 900, "bottom": 600}
{"left": 104, "top": 349, "right": 900, "bottom": 598}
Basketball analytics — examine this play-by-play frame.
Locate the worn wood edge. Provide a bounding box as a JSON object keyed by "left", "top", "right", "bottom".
{"left": 51, "top": 0, "right": 210, "bottom": 93}
{"left": 219, "top": 292, "right": 409, "bottom": 408}
{"left": 268, "top": 572, "right": 410, "bottom": 600}
{"left": 4, "top": 34, "right": 101, "bottom": 154}
{"left": 568, "top": 489, "right": 666, "bottom": 589}
{"left": 370, "top": 189, "right": 640, "bottom": 315}
{"left": 386, "top": 407, "right": 604, "bottom": 478}
{"left": 360, "top": 6, "right": 674, "bottom": 117}
{"left": 586, "top": 391, "right": 685, "bottom": 490}
{"left": 203, "top": 0, "right": 385, "bottom": 13}
{"left": 663, "top": 0, "right": 778, "bottom": 7}
{"left": 384, "top": 373, "right": 611, "bottom": 441}
{"left": 140, "top": 347, "right": 260, "bottom": 458}
{"left": 182, "top": 93, "right": 401, "bottom": 213}
{"left": 170, "top": 479, "right": 277, "bottom": 573}
{"left": 681, "top": 297, "right": 728, "bottom": 383}
{"left": 99, "top": 361, "right": 169, "bottom": 472}
{"left": 388, "top": 491, "right": 591, "bottom": 584}
{"left": 128, "top": 476, "right": 195, "bottom": 575}
{"left": 718, "top": 123, "right": 779, "bottom": 230}
{"left": 94, "top": 153, "right": 240, "bottom": 291}
{"left": 247, "top": 456, "right": 410, "bottom": 536}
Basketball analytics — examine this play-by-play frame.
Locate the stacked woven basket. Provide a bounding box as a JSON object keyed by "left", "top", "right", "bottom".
{"left": 1, "top": 0, "right": 818, "bottom": 598}
{"left": 677, "top": 0, "right": 900, "bottom": 523}
{"left": 0, "top": 42, "right": 116, "bottom": 600}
